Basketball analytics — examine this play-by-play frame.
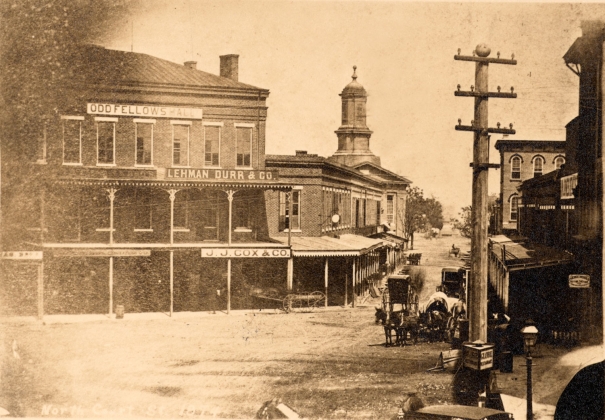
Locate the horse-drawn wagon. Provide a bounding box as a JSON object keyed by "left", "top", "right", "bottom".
{"left": 250, "top": 287, "right": 325, "bottom": 313}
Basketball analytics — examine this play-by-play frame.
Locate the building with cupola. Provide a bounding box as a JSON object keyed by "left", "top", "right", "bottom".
{"left": 1, "top": 50, "right": 411, "bottom": 318}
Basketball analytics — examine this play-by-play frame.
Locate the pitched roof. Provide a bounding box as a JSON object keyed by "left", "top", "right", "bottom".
{"left": 351, "top": 161, "right": 412, "bottom": 184}
{"left": 69, "top": 45, "right": 266, "bottom": 91}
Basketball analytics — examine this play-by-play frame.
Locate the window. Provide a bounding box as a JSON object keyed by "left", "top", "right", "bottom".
{"left": 62, "top": 116, "right": 83, "bottom": 164}
{"left": 37, "top": 125, "right": 47, "bottom": 164}
{"left": 204, "top": 124, "right": 221, "bottom": 166}
{"left": 172, "top": 122, "right": 190, "bottom": 166}
{"left": 533, "top": 156, "right": 544, "bottom": 178}
{"left": 135, "top": 120, "right": 154, "bottom": 166}
{"left": 386, "top": 195, "right": 394, "bottom": 224}
{"left": 376, "top": 200, "right": 381, "bottom": 225}
{"left": 279, "top": 190, "right": 300, "bottom": 231}
{"left": 236, "top": 125, "right": 253, "bottom": 167}
{"left": 201, "top": 191, "right": 220, "bottom": 240}
{"left": 96, "top": 118, "right": 117, "bottom": 165}
{"left": 555, "top": 156, "right": 565, "bottom": 170}
{"left": 134, "top": 189, "right": 153, "bottom": 231}
{"left": 510, "top": 196, "right": 519, "bottom": 221}
{"left": 511, "top": 156, "right": 521, "bottom": 179}
{"left": 234, "top": 200, "right": 252, "bottom": 231}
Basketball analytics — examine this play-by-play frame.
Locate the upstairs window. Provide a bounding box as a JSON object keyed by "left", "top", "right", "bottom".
{"left": 533, "top": 156, "right": 544, "bottom": 178}
{"left": 62, "top": 116, "right": 84, "bottom": 164}
{"left": 555, "top": 156, "right": 565, "bottom": 170}
{"left": 236, "top": 125, "right": 253, "bottom": 167}
{"left": 386, "top": 195, "right": 394, "bottom": 224}
{"left": 511, "top": 156, "right": 521, "bottom": 179}
{"left": 510, "top": 195, "right": 519, "bottom": 221}
{"left": 135, "top": 120, "right": 154, "bottom": 166}
{"left": 204, "top": 123, "right": 221, "bottom": 167}
{"left": 96, "top": 118, "right": 117, "bottom": 165}
{"left": 172, "top": 122, "right": 190, "bottom": 166}
{"left": 279, "top": 190, "right": 300, "bottom": 231}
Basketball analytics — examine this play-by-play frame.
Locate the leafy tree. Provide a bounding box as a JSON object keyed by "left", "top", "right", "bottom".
{"left": 401, "top": 186, "right": 444, "bottom": 249}
{"left": 451, "top": 206, "right": 472, "bottom": 238}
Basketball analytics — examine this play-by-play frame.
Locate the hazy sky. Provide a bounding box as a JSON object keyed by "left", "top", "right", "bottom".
{"left": 100, "top": 1, "right": 604, "bottom": 217}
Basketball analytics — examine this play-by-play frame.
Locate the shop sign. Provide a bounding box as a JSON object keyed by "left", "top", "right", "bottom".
{"left": 166, "top": 168, "right": 279, "bottom": 181}
{"left": 462, "top": 342, "right": 494, "bottom": 370}
{"left": 201, "top": 248, "right": 291, "bottom": 258}
{"left": 87, "top": 103, "right": 202, "bottom": 119}
{"left": 1, "top": 251, "right": 43, "bottom": 260}
{"left": 569, "top": 274, "right": 590, "bottom": 288}
{"left": 52, "top": 249, "right": 151, "bottom": 257}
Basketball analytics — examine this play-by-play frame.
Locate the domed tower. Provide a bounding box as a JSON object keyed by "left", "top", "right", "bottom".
{"left": 329, "top": 66, "right": 380, "bottom": 167}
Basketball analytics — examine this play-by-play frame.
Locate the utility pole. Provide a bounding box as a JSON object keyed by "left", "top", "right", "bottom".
{"left": 454, "top": 44, "right": 516, "bottom": 342}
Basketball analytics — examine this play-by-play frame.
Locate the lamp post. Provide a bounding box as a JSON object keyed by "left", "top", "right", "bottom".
{"left": 521, "top": 320, "right": 539, "bottom": 420}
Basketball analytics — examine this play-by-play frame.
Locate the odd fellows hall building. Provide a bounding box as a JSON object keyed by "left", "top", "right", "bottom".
{"left": 1, "top": 48, "right": 410, "bottom": 317}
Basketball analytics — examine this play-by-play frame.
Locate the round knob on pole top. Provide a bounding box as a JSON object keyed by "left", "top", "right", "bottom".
{"left": 475, "top": 43, "right": 491, "bottom": 57}
{"left": 471, "top": 85, "right": 474, "bottom": 92}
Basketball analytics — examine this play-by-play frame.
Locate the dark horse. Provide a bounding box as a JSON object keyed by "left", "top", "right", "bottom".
{"left": 375, "top": 307, "right": 419, "bottom": 347}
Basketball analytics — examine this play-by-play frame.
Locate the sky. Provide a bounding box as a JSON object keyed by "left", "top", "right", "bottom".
{"left": 99, "top": 0, "right": 605, "bottom": 218}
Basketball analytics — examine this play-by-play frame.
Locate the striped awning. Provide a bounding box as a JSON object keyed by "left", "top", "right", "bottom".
{"left": 271, "top": 234, "right": 384, "bottom": 257}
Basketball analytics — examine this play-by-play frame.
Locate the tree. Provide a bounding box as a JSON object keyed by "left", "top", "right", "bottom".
{"left": 401, "top": 186, "right": 444, "bottom": 249}
{"left": 451, "top": 206, "right": 472, "bottom": 238}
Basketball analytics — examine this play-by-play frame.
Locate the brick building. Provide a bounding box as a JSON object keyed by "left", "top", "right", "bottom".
{"left": 1, "top": 49, "right": 411, "bottom": 317}
{"left": 488, "top": 21, "right": 604, "bottom": 344}
{"left": 494, "top": 138, "right": 566, "bottom": 232}
{"left": 264, "top": 68, "right": 411, "bottom": 306}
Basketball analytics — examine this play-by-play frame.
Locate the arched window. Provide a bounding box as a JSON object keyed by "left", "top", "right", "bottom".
{"left": 511, "top": 156, "right": 521, "bottom": 179}
{"left": 510, "top": 196, "right": 519, "bottom": 221}
{"left": 533, "top": 156, "right": 544, "bottom": 178}
{"left": 555, "top": 156, "right": 565, "bottom": 170}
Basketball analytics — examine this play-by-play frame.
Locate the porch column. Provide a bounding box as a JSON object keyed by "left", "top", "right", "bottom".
{"left": 227, "top": 259, "right": 231, "bottom": 314}
{"left": 109, "top": 256, "right": 114, "bottom": 316}
{"left": 168, "top": 189, "right": 178, "bottom": 245}
{"left": 324, "top": 258, "right": 329, "bottom": 307}
{"left": 351, "top": 257, "right": 356, "bottom": 308}
{"left": 287, "top": 258, "right": 294, "bottom": 290}
{"left": 107, "top": 188, "right": 117, "bottom": 245}
{"left": 225, "top": 190, "right": 235, "bottom": 314}
{"left": 170, "top": 251, "right": 174, "bottom": 317}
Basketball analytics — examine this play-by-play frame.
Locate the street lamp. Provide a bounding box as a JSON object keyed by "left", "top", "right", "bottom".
{"left": 521, "top": 320, "right": 539, "bottom": 420}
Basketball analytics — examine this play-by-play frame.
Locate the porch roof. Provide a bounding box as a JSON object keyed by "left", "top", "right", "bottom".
{"left": 490, "top": 237, "right": 574, "bottom": 271}
{"left": 271, "top": 234, "right": 384, "bottom": 257}
{"left": 54, "top": 178, "right": 292, "bottom": 189}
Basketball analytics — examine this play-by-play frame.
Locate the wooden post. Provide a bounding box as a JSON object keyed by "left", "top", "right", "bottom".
{"left": 287, "top": 257, "right": 293, "bottom": 290}
{"left": 170, "top": 250, "right": 174, "bottom": 317}
{"left": 469, "top": 57, "right": 489, "bottom": 343}
{"left": 324, "top": 258, "right": 329, "bottom": 307}
{"left": 352, "top": 257, "right": 356, "bottom": 308}
{"left": 37, "top": 262, "right": 44, "bottom": 321}
{"left": 109, "top": 256, "right": 113, "bottom": 316}
{"left": 227, "top": 259, "right": 231, "bottom": 314}
{"left": 168, "top": 189, "right": 177, "bottom": 245}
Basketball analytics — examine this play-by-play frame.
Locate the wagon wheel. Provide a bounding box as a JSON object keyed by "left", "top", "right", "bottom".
{"left": 308, "top": 291, "right": 325, "bottom": 310}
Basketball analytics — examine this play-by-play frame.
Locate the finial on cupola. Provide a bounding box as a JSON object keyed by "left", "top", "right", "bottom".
{"left": 352, "top": 65, "right": 357, "bottom": 81}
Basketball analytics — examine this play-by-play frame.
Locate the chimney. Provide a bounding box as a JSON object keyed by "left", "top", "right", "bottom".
{"left": 184, "top": 61, "right": 197, "bottom": 70}
{"left": 295, "top": 150, "right": 308, "bottom": 156}
{"left": 220, "top": 54, "right": 239, "bottom": 81}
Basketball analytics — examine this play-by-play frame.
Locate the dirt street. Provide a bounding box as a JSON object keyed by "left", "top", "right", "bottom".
{"left": 0, "top": 235, "right": 586, "bottom": 419}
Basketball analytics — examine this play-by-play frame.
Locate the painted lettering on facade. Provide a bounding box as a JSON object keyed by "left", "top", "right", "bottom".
{"left": 1, "top": 251, "right": 43, "bottom": 260}
{"left": 462, "top": 344, "right": 494, "bottom": 371}
{"left": 87, "top": 103, "right": 202, "bottom": 119}
{"left": 166, "top": 168, "right": 279, "bottom": 181}
{"left": 52, "top": 249, "right": 151, "bottom": 258}
{"left": 201, "top": 248, "right": 291, "bottom": 258}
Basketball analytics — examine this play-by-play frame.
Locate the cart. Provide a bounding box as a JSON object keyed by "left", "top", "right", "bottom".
{"left": 381, "top": 275, "right": 418, "bottom": 314}
{"left": 250, "top": 288, "right": 326, "bottom": 313}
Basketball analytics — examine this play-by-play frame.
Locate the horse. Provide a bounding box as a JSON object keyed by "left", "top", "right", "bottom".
{"left": 375, "top": 307, "right": 419, "bottom": 347}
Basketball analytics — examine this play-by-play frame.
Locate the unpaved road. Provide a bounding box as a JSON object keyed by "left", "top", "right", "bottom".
{"left": 0, "top": 235, "right": 583, "bottom": 419}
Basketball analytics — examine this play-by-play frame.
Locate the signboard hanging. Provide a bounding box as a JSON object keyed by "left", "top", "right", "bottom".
{"left": 568, "top": 274, "right": 590, "bottom": 288}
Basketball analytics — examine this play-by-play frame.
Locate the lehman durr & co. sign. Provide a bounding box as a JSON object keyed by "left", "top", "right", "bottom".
{"left": 166, "top": 168, "right": 279, "bottom": 181}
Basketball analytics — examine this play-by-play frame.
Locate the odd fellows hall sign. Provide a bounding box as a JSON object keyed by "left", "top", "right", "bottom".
{"left": 87, "top": 103, "right": 203, "bottom": 119}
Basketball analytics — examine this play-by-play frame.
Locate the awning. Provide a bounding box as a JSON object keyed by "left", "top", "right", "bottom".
{"left": 369, "top": 232, "right": 407, "bottom": 248}
{"left": 490, "top": 237, "right": 574, "bottom": 271}
{"left": 271, "top": 234, "right": 384, "bottom": 257}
